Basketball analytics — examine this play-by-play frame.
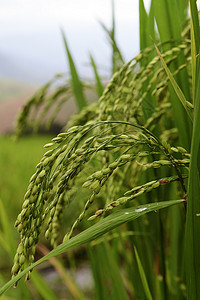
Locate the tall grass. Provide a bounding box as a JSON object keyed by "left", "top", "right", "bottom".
{"left": 0, "top": 1, "right": 199, "bottom": 299}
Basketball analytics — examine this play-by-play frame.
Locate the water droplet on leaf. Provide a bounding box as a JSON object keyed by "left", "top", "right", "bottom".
{"left": 135, "top": 207, "right": 147, "bottom": 212}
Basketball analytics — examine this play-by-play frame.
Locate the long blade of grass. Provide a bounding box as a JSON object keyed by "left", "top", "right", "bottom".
{"left": 31, "top": 271, "right": 59, "bottom": 300}
{"left": 89, "top": 54, "right": 104, "bottom": 97}
{"left": 139, "top": 0, "right": 148, "bottom": 51}
{"left": 148, "top": 0, "right": 155, "bottom": 45}
{"left": 139, "top": 0, "right": 156, "bottom": 119}
{"left": 185, "top": 70, "right": 200, "bottom": 299}
{"left": 99, "top": 21, "right": 124, "bottom": 66}
{"left": 98, "top": 1, "right": 124, "bottom": 74}
{"left": 185, "top": 3, "right": 200, "bottom": 296}
{"left": 0, "top": 199, "right": 184, "bottom": 296}
{"left": 89, "top": 242, "right": 129, "bottom": 300}
{"left": 190, "top": 15, "right": 196, "bottom": 104}
{"left": 154, "top": 0, "right": 192, "bottom": 151}
{"left": 169, "top": 206, "right": 185, "bottom": 298}
{"left": 189, "top": 0, "right": 200, "bottom": 55}
{"left": 190, "top": 0, "right": 200, "bottom": 105}
{"left": 139, "top": 0, "right": 155, "bottom": 50}
{"left": 134, "top": 246, "right": 153, "bottom": 300}
{"left": 61, "top": 29, "right": 87, "bottom": 111}
{"left": 154, "top": 42, "right": 193, "bottom": 121}
{"left": 154, "top": 0, "right": 183, "bottom": 41}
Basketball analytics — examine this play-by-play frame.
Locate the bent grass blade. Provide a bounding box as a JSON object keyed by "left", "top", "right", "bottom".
{"left": 154, "top": 42, "right": 193, "bottom": 122}
{"left": 0, "top": 199, "right": 184, "bottom": 296}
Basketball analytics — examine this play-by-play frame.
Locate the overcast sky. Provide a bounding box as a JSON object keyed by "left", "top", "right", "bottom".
{"left": 0, "top": 0, "right": 151, "bottom": 82}
{"left": 1, "top": 0, "right": 196, "bottom": 84}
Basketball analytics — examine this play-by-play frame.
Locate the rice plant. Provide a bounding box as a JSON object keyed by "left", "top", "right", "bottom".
{"left": 1, "top": 0, "right": 200, "bottom": 299}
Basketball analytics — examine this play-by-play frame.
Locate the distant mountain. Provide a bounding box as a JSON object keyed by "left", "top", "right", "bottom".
{"left": 0, "top": 77, "right": 36, "bottom": 102}
{"left": 0, "top": 76, "right": 36, "bottom": 133}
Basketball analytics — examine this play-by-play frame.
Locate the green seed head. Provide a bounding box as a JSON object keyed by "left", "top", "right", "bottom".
{"left": 17, "top": 243, "right": 24, "bottom": 254}
{"left": 152, "top": 182, "right": 160, "bottom": 189}
{"left": 19, "top": 254, "right": 26, "bottom": 265}
{"left": 177, "top": 146, "right": 187, "bottom": 154}
{"left": 152, "top": 162, "right": 161, "bottom": 168}
{"left": 75, "top": 148, "right": 85, "bottom": 155}
{"left": 44, "top": 142, "right": 54, "bottom": 148}
{"left": 102, "top": 168, "right": 111, "bottom": 175}
{"left": 93, "top": 171, "right": 103, "bottom": 179}
{"left": 32, "top": 185, "right": 39, "bottom": 195}
{"left": 25, "top": 271, "right": 31, "bottom": 281}
{"left": 82, "top": 180, "right": 91, "bottom": 188}
{"left": 109, "top": 161, "right": 118, "bottom": 169}
{"left": 45, "top": 229, "right": 51, "bottom": 240}
{"left": 38, "top": 170, "right": 46, "bottom": 178}
{"left": 24, "top": 189, "right": 31, "bottom": 199}
{"left": 90, "top": 180, "right": 100, "bottom": 191}
{"left": 17, "top": 223, "right": 23, "bottom": 232}
{"left": 58, "top": 132, "right": 68, "bottom": 138}
{"left": 118, "top": 197, "right": 128, "bottom": 204}
{"left": 29, "top": 173, "right": 37, "bottom": 182}
{"left": 29, "top": 195, "right": 36, "bottom": 204}
{"left": 95, "top": 209, "right": 104, "bottom": 216}
{"left": 28, "top": 236, "right": 34, "bottom": 247}
{"left": 88, "top": 215, "right": 97, "bottom": 221}
{"left": 44, "top": 149, "right": 54, "bottom": 157}
{"left": 67, "top": 126, "right": 79, "bottom": 133}
{"left": 22, "top": 199, "right": 30, "bottom": 208}
{"left": 11, "top": 262, "right": 20, "bottom": 275}
{"left": 159, "top": 160, "right": 171, "bottom": 166}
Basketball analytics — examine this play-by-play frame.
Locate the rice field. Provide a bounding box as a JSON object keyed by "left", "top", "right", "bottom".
{"left": 1, "top": 1, "right": 200, "bottom": 299}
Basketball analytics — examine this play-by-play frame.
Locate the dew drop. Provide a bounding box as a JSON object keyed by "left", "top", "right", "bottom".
{"left": 135, "top": 207, "right": 147, "bottom": 213}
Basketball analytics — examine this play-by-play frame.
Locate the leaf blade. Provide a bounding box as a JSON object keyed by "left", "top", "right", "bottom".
{"left": 134, "top": 247, "right": 153, "bottom": 300}
{"left": 0, "top": 199, "right": 184, "bottom": 296}
{"left": 61, "top": 29, "right": 87, "bottom": 111}
{"left": 154, "top": 42, "right": 193, "bottom": 121}
{"left": 90, "top": 54, "right": 104, "bottom": 97}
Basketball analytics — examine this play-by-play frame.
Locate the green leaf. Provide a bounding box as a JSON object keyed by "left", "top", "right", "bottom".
{"left": 189, "top": 0, "right": 200, "bottom": 55}
{"left": 0, "top": 199, "right": 184, "bottom": 296}
{"left": 154, "top": 42, "right": 193, "bottom": 121}
{"left": 154, "top": 0, "right": 184, "bottom": 42}
{"left": 31, "top": 271, "right": 59, "bottom": 300}
{"left": 153, "top": 0, "right": 192, "bottom": 151}
{"left": 139, "top": 0, "right": 156, "bottom": 120}
{"left": 185, "top": 51, "right": 200, "bottom": 300}
{"left": 89, "top": 242, "right": 129, "bottom": 300}
{"left": 89, "top": 54, "right": 104, "bottom": 97}
{"left": 139, "top": 0, "right": 155, "bottom": 51}
{"left": 139, "top": 0, "right": 148, "bottom": 51}
{"left": 190, "top": 0, "right": 200, "bottom": 105}
{"left": 190, "top": 15, "right": 196, "bottom": 103}
{"left": 134, "top": 247, "right": 153, "bottom": 300}
{"left": 61, "top": 29, "right": 87, "bottom": 111}
{"left": 98, "top": 2, "right": 124, "bottom": 74}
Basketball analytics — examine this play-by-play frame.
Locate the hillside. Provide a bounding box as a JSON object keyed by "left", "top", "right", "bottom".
{"left": 0, "top": 78, "right": 36, "bottom": 133}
